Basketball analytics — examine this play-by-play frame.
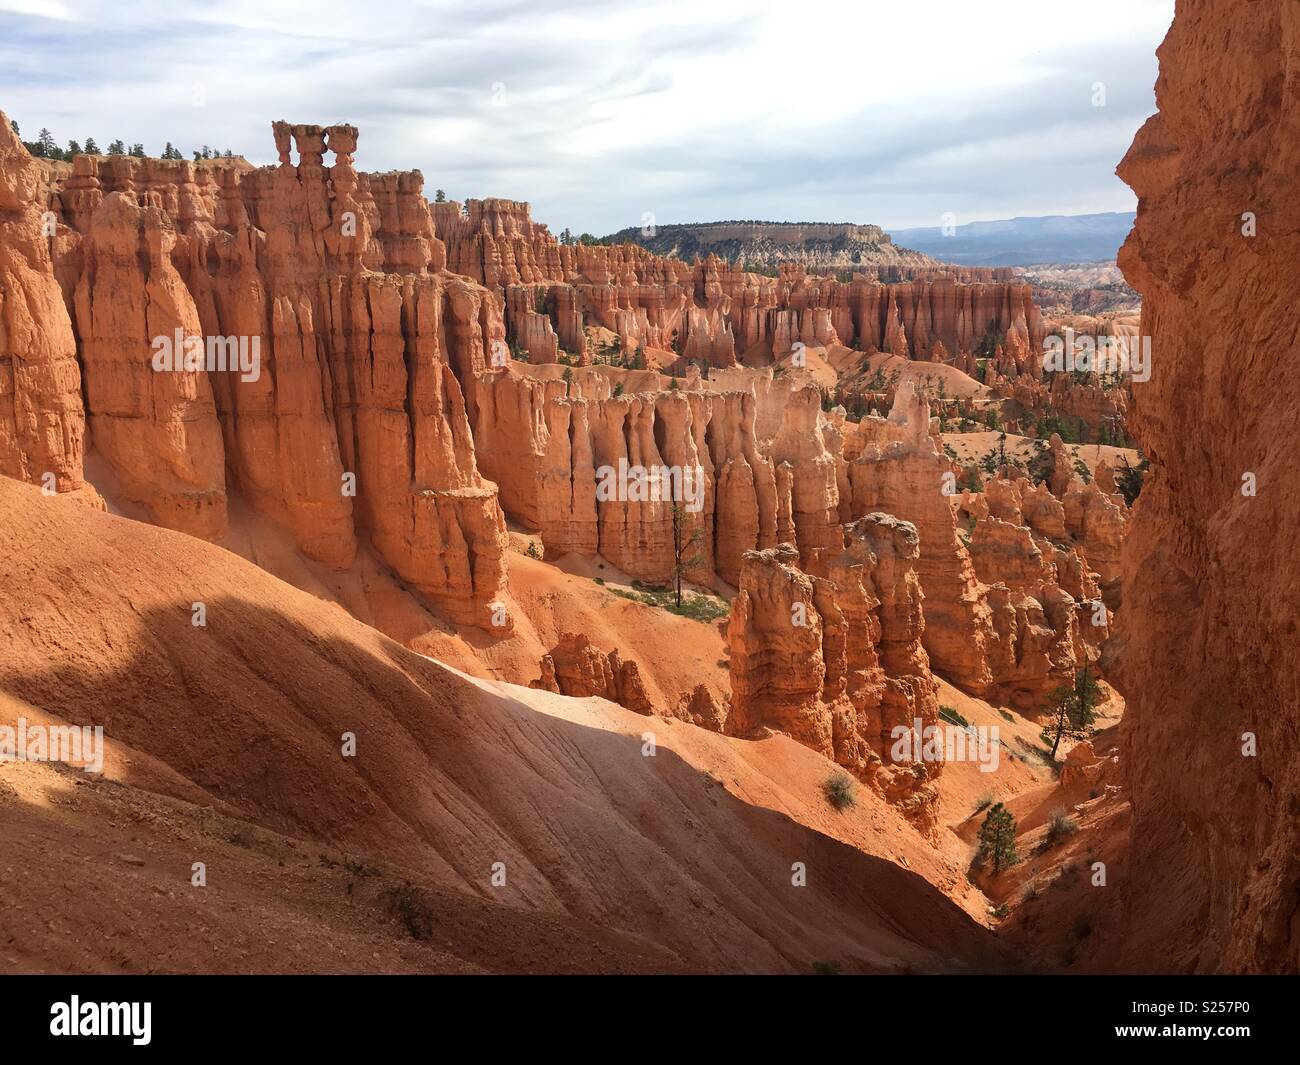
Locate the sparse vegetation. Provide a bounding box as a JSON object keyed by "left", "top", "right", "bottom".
{"left": 812, "top": 960, "right": 843, "bottom": 975}
{"left": 1045, "top": 807, "right": 1080, "bottom": 845}
{"left": 977, "top": 802, "right": 1018, "bottom": 874}
{"left": 11, "top": 121, "right": 235, "bottom": 161}
{"left": 608, "top": 581, "right": 730, "bottom": 623}
{"left": 938, "top": 704, "right": 970, "bottom": 728}
{"left": 383, "top": 884, "right": 435, "bottom": 941}
{"left": 1115, "top": 455, "right": 1148, "bottom": 506}
{"left": 1045, "top": 664, "right": 1102, "bottom": 760}
{"left": 823, "top": 772, "right": 857, "bottom": 811}
{"left": 972, "top": 792, "right": 995, "bottom": 814}
{"left": 669, "top": 500, "right": 705, "bottom": 609}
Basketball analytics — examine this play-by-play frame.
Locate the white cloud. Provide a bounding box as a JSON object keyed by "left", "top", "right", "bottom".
{"left": 0, "top": 0, "right": 1174, "bottom": 233}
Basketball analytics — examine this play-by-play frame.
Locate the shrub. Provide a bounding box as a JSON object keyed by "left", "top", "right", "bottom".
{"left": 973, "top": 792, "right": 995, "bottom": 814}
{"left": 383, "top": 885, "right": 435, "bottom": 941}
{"left": 823, "top": 772, "right": 857, "bottom": 811}
{"left": 811, "top": 960, "right": 842, "bottom": 975}
{"left": 1046, "top": 807, "right": 1079, "bottom": 844}
{"left": 939, "top": 704, "right": 969, "bottom": 728}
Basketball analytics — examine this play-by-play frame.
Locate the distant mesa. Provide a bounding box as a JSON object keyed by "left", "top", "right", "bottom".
{"left": 601, "top": 220, "right": 939, "bottom": 275}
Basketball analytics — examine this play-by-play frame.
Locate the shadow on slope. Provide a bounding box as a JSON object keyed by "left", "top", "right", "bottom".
{"left": 0, "top": 475, "right": 1012, "bottom": 974}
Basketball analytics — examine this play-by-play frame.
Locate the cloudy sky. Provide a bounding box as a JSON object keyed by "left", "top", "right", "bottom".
{"left": 1, "top": 0, "right": 1174, "bottom": 236}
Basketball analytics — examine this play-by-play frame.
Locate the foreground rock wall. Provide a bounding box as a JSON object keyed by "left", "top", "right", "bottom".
{"left": 1113, "top": 0, "right": 1300, "bottom": 972}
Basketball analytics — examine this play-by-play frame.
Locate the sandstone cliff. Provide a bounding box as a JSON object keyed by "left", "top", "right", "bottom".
{"left": 1112, "top": 0, "right": 1300, "bottom": 973}
{"left": 1, "top": 115, "right": 510, "bottom": 628}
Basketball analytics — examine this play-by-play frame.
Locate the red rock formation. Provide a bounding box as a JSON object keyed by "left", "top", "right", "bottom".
{"left": 429, "top": 196, "right": 1049, "bottom": 371}
{"left": 73, "top": 192, "right": 228, "bottom": 538}
{"left": 9, "top": 118, "right": 510, "bottom": 628}
{"left": 1112, "top": 0, "right": 1300, "bottom": 973}
{"left": 841, "top": 382, "right": 995, "bottom": 693}
{"left": 727, "top": 515, "right": 941, "bottom": 832}
{"left": 478, "top": 365, "right": 780, "bottom": 585}
{"left": 0, "top": 114, "right": 89, "bottom": 498}
{"left": 530, "top": 632, "right": 652, "bottom": 715}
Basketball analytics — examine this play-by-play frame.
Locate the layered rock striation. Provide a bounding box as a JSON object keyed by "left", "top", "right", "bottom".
{"left": 2, "top": 116, "right": 509, "bottom": 627}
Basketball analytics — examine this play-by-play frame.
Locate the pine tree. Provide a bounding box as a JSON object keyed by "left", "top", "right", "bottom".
{"left": 669, "top": 501, "right": 705, "bottom": 609}
{"left": 84, "top": 137, "right": 99, "bottom": 154}
{"left": 129, "top": 143, "right": 145, "bottom": 158}
{"left": 434, "top": 189, "right": 446, "bottom": 203}
{"left": 37, "top": 128, "right": 57, "bottom": 158}
{"left": 9, "top": 119, "right": 18, "bottom": 136}
{"left": 978, "top": 803, "right": 1018, "bottom": 874}
{"left": 1047, "top": 663, "right": 1101, "bottom": 759}
{"left": 108, "top": 139, "right": 125, "bottom": 155}
{"left": 67, "top": 140, "right": 82, "bottom": 157}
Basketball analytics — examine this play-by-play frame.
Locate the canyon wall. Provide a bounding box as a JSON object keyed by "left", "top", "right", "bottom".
{"left": 0, "top": 118, "right": 90, "bottom": 500}
{"left": 1, "top": 116, "right": 509, "bottom": 627}
{"left": 1112, "top": 0, "right": 1300, "bottom": 972}
{"left": 431, "top": 197, "right": 1047, "bottom": 369}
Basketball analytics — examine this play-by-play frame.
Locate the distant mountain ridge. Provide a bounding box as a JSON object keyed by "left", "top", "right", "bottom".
{"left": 887, "top": 212, "right": 1136, "bottom": 267}
{"left": 600, "top": 220, "right": 938, "bottom": 272}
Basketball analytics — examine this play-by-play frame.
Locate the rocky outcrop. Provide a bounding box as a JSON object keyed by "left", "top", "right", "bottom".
{"left": 73, "top": 192, "right": 228, "bottom": 538}
{"left": 530, "top": 632, "right": 652, "bottom": 715}
{"left": 476, "top": 366, "right": 783, "bottom": 585}
{"left": 1111, "top": 0, "right": 1300, "bottom": 973}
{"left": 600, "top": 220, "right": 939, "bottom": 274}
{"left": 841, "top": 383, "right": 995, "bottom": 692}
{"left": 0, "top": 114, "right": 89, "bottom": 499}
{"left": 6, "top": 117, "right": 510, "bottom": 628}
{"left": 727, "top": 516, "right": 941, "bottom": 832}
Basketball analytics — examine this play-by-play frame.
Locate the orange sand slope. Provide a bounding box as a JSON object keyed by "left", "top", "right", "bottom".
{"left": 0, "top": 475, "right": 1009, "bottom": 974}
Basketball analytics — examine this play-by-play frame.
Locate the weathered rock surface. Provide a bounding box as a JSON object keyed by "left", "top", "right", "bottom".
{"left": 431, "top": 198, "right": 1048, "bottom": 371}
{"left": 727, "top": 516, "right": 941, "bottom": 832}
{"left": 0, "top": 114, "right": 89, "bottom": 499}
{"left": 1112, "top": 0, "right": 1300, "bottom": 973}
{"left": 6, "top": 118, "right": 510, "bottom": 628}
{"left": 530, "top": 632, "right": 652, "bottom": 715}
